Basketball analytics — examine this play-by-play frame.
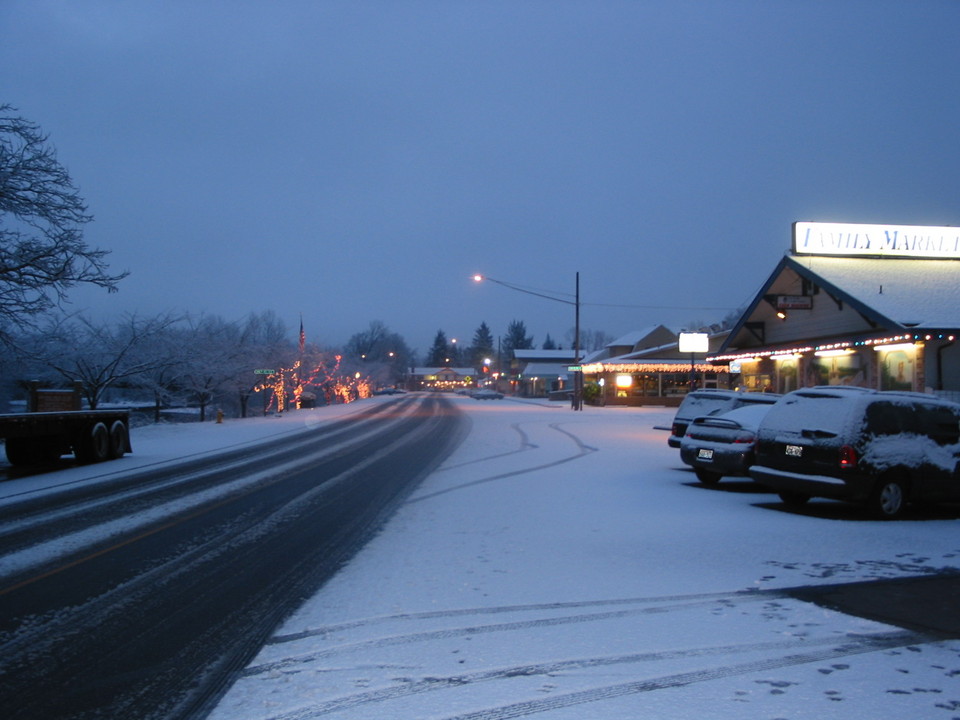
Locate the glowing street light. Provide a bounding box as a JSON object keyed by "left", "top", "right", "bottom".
{"left": 473, "top": 272, "right": 582, "bottom": 410}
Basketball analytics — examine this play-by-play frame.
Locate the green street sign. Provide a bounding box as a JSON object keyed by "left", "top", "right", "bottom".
{"left": 254, "top": 369, "right": 276, "bottom": 375}
{"left": 567, "top": 365, "right": 582, "bottom": 372}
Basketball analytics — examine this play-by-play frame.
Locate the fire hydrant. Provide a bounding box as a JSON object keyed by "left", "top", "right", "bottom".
{"left": 216, "top": 409, "right": 224, "bottom": 424}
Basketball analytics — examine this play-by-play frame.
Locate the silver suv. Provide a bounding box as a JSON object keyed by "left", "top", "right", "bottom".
{"left": 750, "top": 387, "right": 960, "bottom": 518}
{"left": 668, "top": 389, "right": 780, "bottom": 448}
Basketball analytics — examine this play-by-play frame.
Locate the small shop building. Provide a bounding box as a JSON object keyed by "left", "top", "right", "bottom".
{"left": 409, "top": 367, "right": 478, "bottom": 391}
{"left": 579, "top": 326, "right": 734, "bottom": 406}
{"left": 711, "top": 222, "right": 960, "bottom": 399}
{"left": 511, "top": 349, "right": 579, "bottom": 397}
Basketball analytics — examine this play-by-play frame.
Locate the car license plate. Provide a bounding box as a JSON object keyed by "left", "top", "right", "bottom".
{"left": 697, "top": 448, "right": 714, "bottom": 460}
{"left": 785, "top": 445, "right": 803, "bottom": 457}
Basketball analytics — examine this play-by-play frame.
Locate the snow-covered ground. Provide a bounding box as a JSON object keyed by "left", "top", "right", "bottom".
{"left": 5, "top": 395, "right": 960, "bottom": 718}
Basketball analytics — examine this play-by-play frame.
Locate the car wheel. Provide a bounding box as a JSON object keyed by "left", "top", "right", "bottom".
{"left": 868, "top": 476, "right": 907, "bottom": 519}
{"left": 695, "top": 468, "right": 722, "bottom": 485}
{"left": 778, "top": 491, "right": 810, "bottom": 507}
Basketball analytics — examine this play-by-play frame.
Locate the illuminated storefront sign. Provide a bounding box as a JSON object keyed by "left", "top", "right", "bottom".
{"left": 794, "top": 221, "right": 960, "bottom": 259}
{"left": 678, "top": 332, "right": 709, "bottom": 353}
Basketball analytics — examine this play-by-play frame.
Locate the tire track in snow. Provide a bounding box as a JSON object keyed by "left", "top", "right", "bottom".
{"left": 408, "top": 422, "right": 596, "bottom": 503}
{"left": 251, "top": 630, "right": 920, "bottom": 720}
{"left": 432, "top": 631, "right": 923, "bottom": 720}
{"left": 436, "top": 424, "right": 538, "bottom": 471}
{"left": 267, "top": 590, "right": 773, "bottom": 645}
{"left": 243, "top": 591, "right": 779, "bottom": 677}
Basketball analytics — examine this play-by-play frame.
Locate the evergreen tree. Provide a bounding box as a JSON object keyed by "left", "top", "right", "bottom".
{"left": 542, "top": 333, "right": 557, "bottom": 350}
{"left": 503, "top": 320, "right": 533, "bottom": 355}
{"left": 448, "top": 339, "right": 463, "bottom": 366}
{"left": 427, "top": 329, "right": 450, "bottom": 366}
{"left": 468, "top": 321, "right": 495, "bottom": 369}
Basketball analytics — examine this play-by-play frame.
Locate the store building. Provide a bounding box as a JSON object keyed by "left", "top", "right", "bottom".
{"left": 408, "top": 367, "right": 477, "bottom": 391}
{"left": 580, "top": 326, "right": 733, "bottom": 406}
{"left": 711, "top": 222, "right": 960, "bottom": 399}
{"left": 511, "top": 349, "right": 579, "bottom": 397}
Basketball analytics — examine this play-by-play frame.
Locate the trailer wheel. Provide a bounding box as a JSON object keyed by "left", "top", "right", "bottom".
{"left": 108, "top": 420, "right": 128, "bottom": 459}
{"left": 76, "top": 422, "right": 110, "bottom": 463}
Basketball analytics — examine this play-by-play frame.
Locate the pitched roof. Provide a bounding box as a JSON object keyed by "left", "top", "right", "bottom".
{"left": 519, "top": 362, "right": 571, "bottom": 377}
{"left": 512, "top": 349, "right": 578, "bottom": 361}
{"left": 786, "top": 254, "right": 960, "bottom": 328}
{"left": 718, "top": 253, "right": 960, "bottom": 355}
{"left": 607, "top": 326, "right": 665, "bottom": 348}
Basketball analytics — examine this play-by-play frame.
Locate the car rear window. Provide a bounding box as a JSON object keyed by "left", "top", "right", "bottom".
{"left": 676, "top": 394, "right": 737, "bottom": 420}
{"left": 712, "top": 403, "right": 774, "bottom": 429}
{"left": 759, "top": 391, "right": 861, "bottom": 437}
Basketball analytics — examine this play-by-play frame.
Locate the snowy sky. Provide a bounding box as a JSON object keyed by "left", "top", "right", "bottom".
{"left": 3, "top": 1, "right": 959, "bottom": 355}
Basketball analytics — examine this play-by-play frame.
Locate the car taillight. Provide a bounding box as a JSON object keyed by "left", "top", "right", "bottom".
{"left": 733, "top": 432, "right": 756, "bottom": 444}
{"left": 672, "top": 423, "right": 680, "bottom": 436}
{"left": 839, "top": 444, "right": 857, "bottom": 469}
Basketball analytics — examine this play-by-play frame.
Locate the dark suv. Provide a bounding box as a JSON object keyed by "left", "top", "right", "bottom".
{"left": 668, "top": 389, "right": 780, "bottom": 448}
{"left": 749, "top": 386, "right": 960, "bottom": 518}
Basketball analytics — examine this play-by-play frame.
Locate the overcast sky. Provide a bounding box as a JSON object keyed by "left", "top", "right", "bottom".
{"left": 3, "top": 1, "right": 959, "bottom": 355}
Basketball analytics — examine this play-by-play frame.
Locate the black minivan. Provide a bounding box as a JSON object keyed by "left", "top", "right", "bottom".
{"left": 750, "top": 386, "right": 960, "bottom": 518}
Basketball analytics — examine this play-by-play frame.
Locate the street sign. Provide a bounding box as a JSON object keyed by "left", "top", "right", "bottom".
{"left": 567, "top": 365, "right": 582, "bottom": 372}
{"left": 253, "top": 369, "right": 276, "bottom": 375}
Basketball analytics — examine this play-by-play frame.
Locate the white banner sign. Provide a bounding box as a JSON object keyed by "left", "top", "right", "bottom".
{"left": 678, "top": 332, "right": 709, "bottom": 353}
{"left": 794, "top": 221, "right": 960, "bottom": 259}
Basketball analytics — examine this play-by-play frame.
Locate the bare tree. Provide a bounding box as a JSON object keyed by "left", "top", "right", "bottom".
{"left": 23, "top": 312, "right": 181, "bottom": 409}
{"left": 225, "top": 311, "right": 289, "bottom": 417}
{"left": 565, "top": 327, "right": 613, "bottom": 352}
{"left": 177, "top": 315, "right": 242, "bottom": 421}
{"left": 127, "top": 321, "right": 191, "bottom": 422}
{"left": 0, "top": 105, "right": 127, "bottom": 334}
{"left": 344, "top": 320, "right": 413, "bottom": 387}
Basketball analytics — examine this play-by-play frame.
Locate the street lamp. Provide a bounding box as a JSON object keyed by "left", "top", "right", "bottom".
{"left": 472, "top": 273, "right": 582, "bottom": 410}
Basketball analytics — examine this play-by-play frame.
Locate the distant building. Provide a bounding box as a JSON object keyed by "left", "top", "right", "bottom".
{"left": 510, "top": 348, "right": 579, "bottom": 397}
{"left": 409, "top": 367, "right": 477, "bottom": 391}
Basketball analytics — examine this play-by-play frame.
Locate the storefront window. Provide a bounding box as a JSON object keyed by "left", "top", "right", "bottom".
{"left": 661, "top": 373, "right": 690, "bottom": 395}
{"left": 636, "top": 374, "right": 656, "bottom": 396}
{"left": 809, "top": 352, "right": 863, "bottom": 387}
{"left": 741, "top": 372, "right": 772, "bottom": 392}
{"left": 775, "top": 358, "right": 798, "bottom": 394}
{"left": 878, "top": 349, "right": 915, "bottom": 391}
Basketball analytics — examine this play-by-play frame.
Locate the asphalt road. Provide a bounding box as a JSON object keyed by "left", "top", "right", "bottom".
{"left": 0, "top": 394, "right": 467, "bottom": 720}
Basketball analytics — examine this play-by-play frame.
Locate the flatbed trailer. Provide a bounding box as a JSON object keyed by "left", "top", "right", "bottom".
{"left": 0, "top": 384, "right": 132, "bottom": 466}
{"left": 0, "top": 409, "right": 132, "bottom": 466}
